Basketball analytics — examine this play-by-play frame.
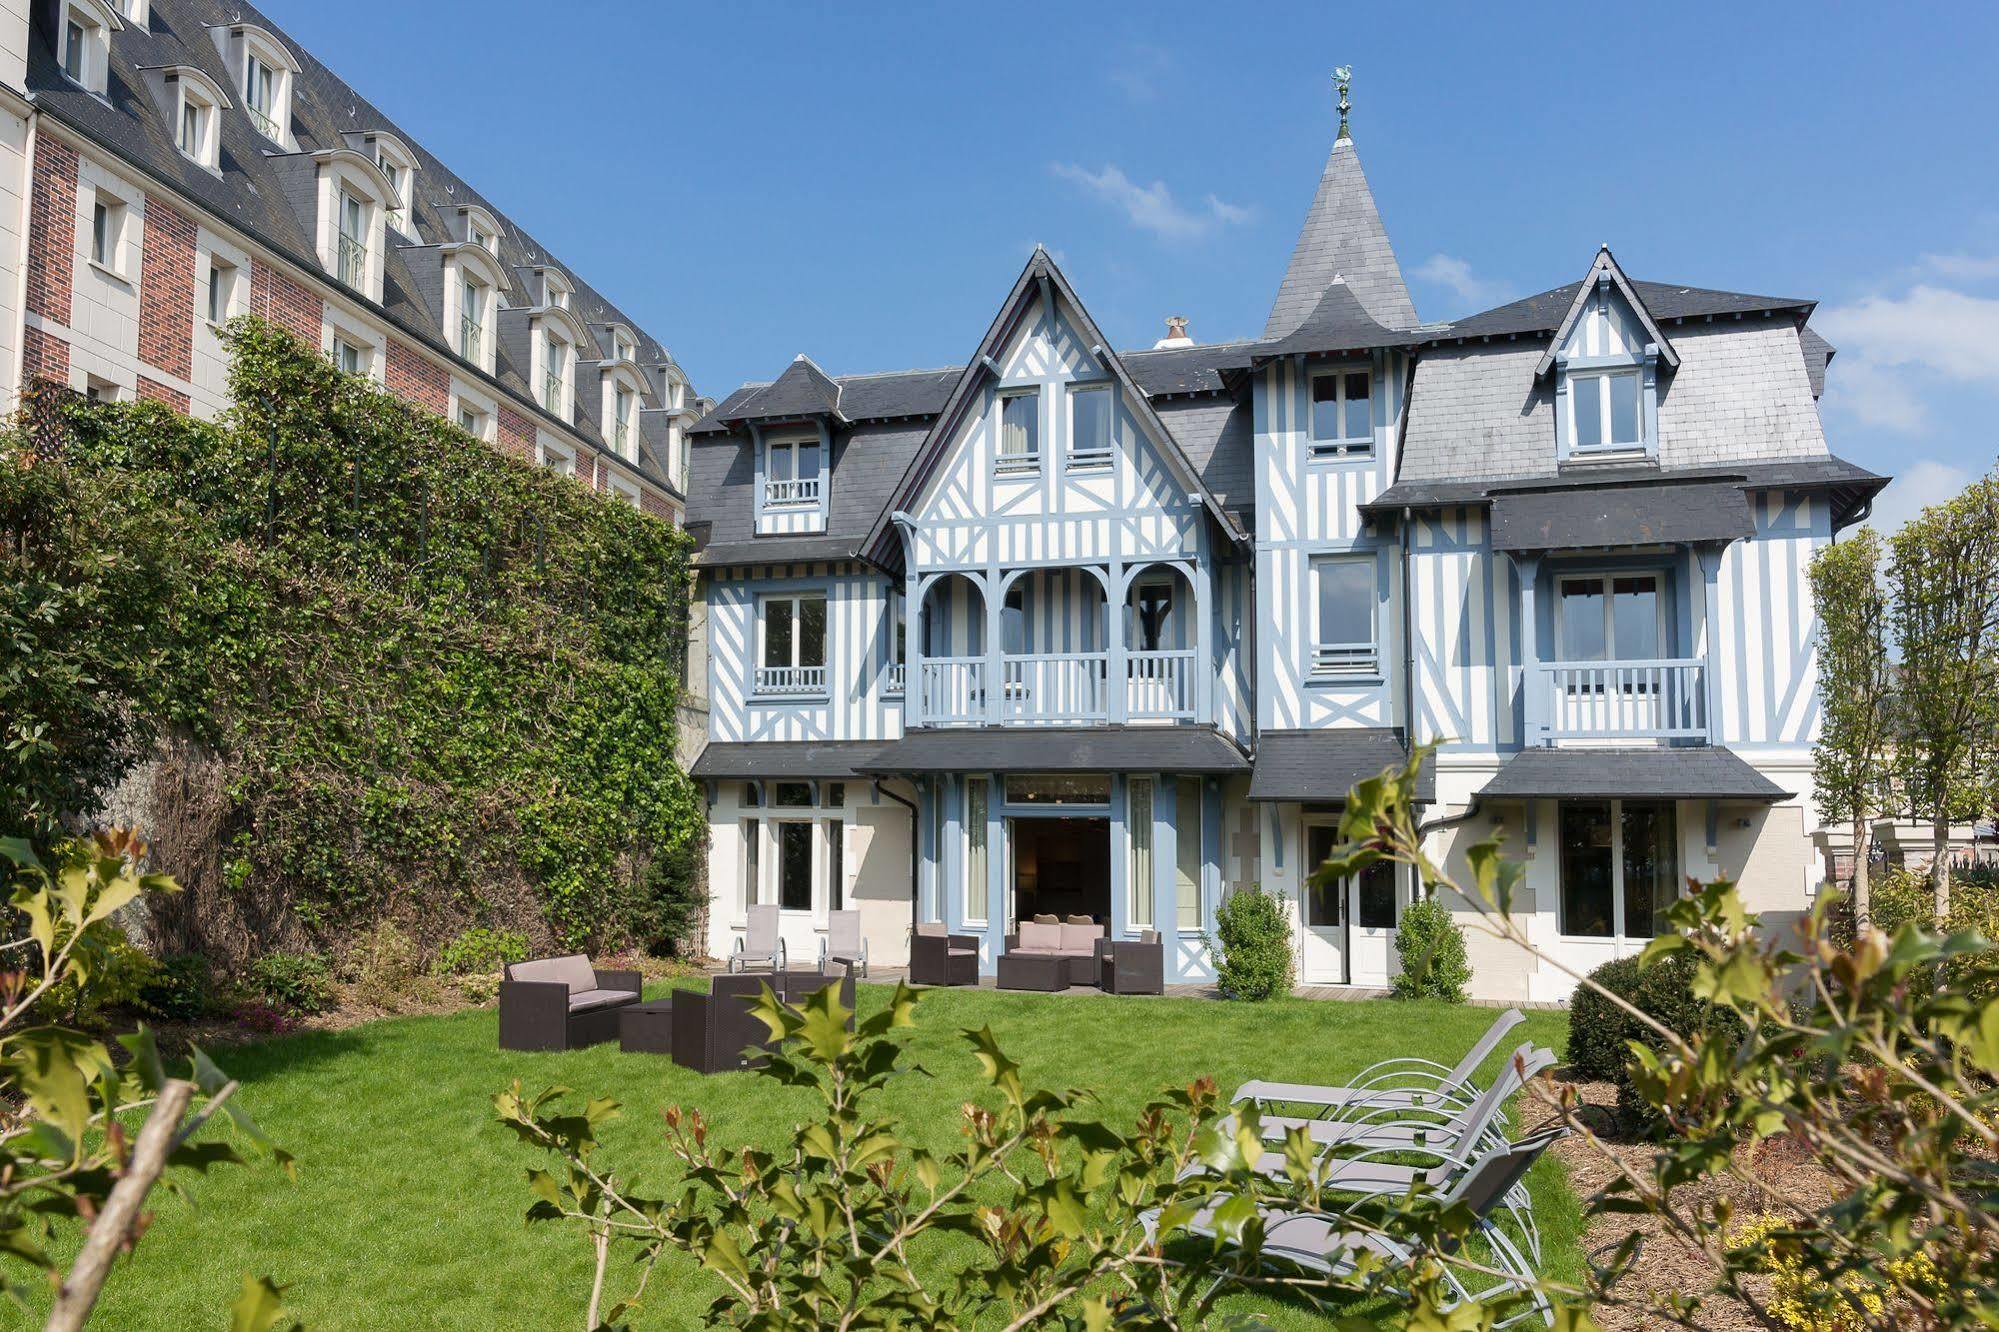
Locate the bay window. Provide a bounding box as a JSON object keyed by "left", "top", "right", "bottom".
{"left": 757, "top": 592, "right": 827, "bottom": 695}
{"left": 1558, "top": 801, "right": 1678, "bottom": 939}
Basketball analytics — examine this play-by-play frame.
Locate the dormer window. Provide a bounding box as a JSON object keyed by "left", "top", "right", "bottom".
{"left": 1308, "top": 368, "right": 1373, "bottom": 458}
{"left": 1548, "top": 259, "right": 1672, "bottom": 463}
{"left": 614, "top": 332, "right": 635, "bottom": 364}
{"left": 457, "top": 204, "right": 500, "bottom": 256}
{"left": 213, "top": 23, "right": 297, "bottom": 146}
{"left": 60, "top": 0, "right": 118, "bottom": 95}
{"left": 542, "top": 331, "right": 570, "bottom": 416}
{"left": 764, "top": 434, "right": 822, "bottom": 507}
{"left": 336, "top": 190, "right": 368, "bottom": 287}
{"left": 459, "top": 277, "right": 485, "bottom": 361}
{"left": 611, "top": 384, "right": 635, "bottom": 458}
{"left": 161, "top": 69, "right": 229, "bottom": 170}
{"left": 243, "top": 51, "right": 280, "bottom": 137}
{"left": 373, "top": 140, "right": 415, "bottom": 234}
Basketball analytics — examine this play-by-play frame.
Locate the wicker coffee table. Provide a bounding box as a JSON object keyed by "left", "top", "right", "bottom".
{"left": 996, "top": 951, "right": 1067, "bottom": 992}
{"left": 617, "top": 999, "right": 675, "bottom": 1054}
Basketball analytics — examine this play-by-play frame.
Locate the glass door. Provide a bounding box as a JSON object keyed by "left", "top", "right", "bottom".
{"left": 1298, "top": 820, "right": 1348, "bottom": 984}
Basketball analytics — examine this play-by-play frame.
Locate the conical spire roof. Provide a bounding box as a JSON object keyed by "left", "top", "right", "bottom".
{"left": 1263, "top": 135, "right": 1417, "bottom": 338}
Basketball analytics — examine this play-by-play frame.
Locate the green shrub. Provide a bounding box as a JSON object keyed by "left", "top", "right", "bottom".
{"left": 1615, "top": 953, "right": 1746, "bottom": 1131}
{"left": 138, "top": 951, "right": 215, "bottom": 1020}
{"left": 42, "top": 922, "right": 154, "bottom": 1023}
{"left": 438, "top": 926, "right": 531, "bottom": 976}
{"left": 1568, "top": 955, "right": 1644, "bottom": 1081}
{"left": 246, "top": 950, "right": 334, "bottom": 1016}
{"left": 1389, "top": 894, "right": 1471, "bottom": 1002}
{"left": 1212, "top": 885, "right": 1293, "bottom": 1001}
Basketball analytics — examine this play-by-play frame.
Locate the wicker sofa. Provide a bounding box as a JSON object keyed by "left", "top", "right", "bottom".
{"left": 909, "top": 922, "right": 979, "bottom": 987}
{"left": 998, "top": 918, "right": 1106, "bottom": 990}
{"left": 499, "top": 954, "right": 642, "bottom": 1050}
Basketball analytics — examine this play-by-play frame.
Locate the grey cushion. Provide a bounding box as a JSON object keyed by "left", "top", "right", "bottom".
{"left": 1031, "top": 914, "right": 1060, "bottom": 925}
{"left": 1059, "top": 923, "right": 1104, "bottom": 954}
{"left": 915, "top": 922, "right": 948, "bottom": 937}
{"left": 1010, "top": 946, "right": 1064, "bottom": 957}
{"left": 567, "top": 987, "right": 638, "bottom": 1013}
{"left": 1018, "top": 921, "right": 1062, "bottom": 951}
{"left": 511, "top": 954, "right": 596, "bottom": 994}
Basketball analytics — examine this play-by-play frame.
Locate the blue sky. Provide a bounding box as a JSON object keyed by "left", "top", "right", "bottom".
{"left": 273, "top": 2, "right": 1998, "bottom": 530}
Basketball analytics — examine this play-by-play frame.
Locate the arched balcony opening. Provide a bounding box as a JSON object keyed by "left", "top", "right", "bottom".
{"left": 1122, "top": 562, "right": 1199, "bottom": 722}
{"left": 999, "top": 568, "right": 1111, "bottom": 726}
{"left": 916, "top": 573, "right": 988, "bottom": 725}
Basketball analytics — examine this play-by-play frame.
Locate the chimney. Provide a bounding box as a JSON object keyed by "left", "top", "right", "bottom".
{"left": 1153, "top": 315, "right": 1193, "bottom": 349}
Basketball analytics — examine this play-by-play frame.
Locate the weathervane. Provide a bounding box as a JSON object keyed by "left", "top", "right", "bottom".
{"left": 1334, "top": 65, "right": 1353, "bottom": 141}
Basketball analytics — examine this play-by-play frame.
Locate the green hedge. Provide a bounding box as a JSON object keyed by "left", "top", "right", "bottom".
{"left": 1213, "top": 886, "right": 1294, "bottom": 1001}
{"left": 0, "top": 318, "right": 705, "bottom": 957}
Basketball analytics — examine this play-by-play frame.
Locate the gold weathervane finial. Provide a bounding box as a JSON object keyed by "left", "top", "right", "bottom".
{"left": 1334, "top": 66, "right": 1353, "bottom": 140}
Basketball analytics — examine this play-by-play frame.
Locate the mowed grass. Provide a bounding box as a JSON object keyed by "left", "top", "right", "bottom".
{"left": 49, "top": 985, "right": 1579, "bottom": 1329}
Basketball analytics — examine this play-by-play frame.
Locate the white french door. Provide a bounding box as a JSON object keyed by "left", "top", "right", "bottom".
{"left": 1300, "top": 819, "right": 1401, "bottom": 986}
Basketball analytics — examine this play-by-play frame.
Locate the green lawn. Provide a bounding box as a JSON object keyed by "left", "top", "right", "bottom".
{"left": 56, "top": 986, "right": 1579, "bottom": 1328}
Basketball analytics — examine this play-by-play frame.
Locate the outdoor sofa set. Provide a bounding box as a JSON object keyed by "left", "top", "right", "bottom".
{"left": 912, "top": 916, "right": 1165, "bottom": 994}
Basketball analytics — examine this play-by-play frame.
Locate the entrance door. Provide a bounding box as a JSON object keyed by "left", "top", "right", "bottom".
{"left": 1008, "top": 816, "right": 1111, "bottom": 926}
{"left": 1299, "top": 821, "right": 1403, "bottom": 985}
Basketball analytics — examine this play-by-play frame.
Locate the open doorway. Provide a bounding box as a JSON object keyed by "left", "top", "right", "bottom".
{"left": 1010, "top": 816, "right": 1111, "bottom": 926}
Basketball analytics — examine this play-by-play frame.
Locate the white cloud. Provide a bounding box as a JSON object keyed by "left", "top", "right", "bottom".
{"left": 1412, "top": 253, "right": 1504, "bottom": 309}
{"left": 1915, "top": 252, "right": 1999, "bottom": 282}
{"left": 1861, "top": 458, "right": 1974, "bottom": 536}
{"left": 1815, "top": 284, "right": 1999, "bottom": 434}
{"left": 1050, "top": 163, "right": 1252, "bottom": 241}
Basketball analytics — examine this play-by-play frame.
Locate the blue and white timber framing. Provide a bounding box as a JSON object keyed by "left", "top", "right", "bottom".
{"left": 684, "top": 112, "right": 1888, "bottom": 1002}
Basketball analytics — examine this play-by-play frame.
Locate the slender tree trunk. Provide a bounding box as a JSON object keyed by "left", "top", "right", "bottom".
{"left": 45, "top": 1079, "right": 195, "bottom": 1332}
{"left": 1932, "top": 817, "right": 1952, "bottom": 921}
{"left": 1849, "top": 812, "right": 1872, "bottom": 934}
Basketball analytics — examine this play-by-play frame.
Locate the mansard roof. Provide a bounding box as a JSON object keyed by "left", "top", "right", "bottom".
{"left": 28, "top": 0, "right": 689, "bottom": 492}
{"left": 1531, "top": 247, "right": 1680, "bottom": 376}
{"left": 1264, "top": 135, "right": 1418, "bottom": 337}
{"left": 859, "top": 248, "right": 1248, "bottom": 565}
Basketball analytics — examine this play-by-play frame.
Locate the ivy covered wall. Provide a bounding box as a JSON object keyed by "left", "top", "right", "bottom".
{"left": 0, "top": 319, "right": 706, "bottom": 958}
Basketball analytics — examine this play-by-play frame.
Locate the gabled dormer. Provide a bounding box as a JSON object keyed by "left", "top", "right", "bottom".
{"left": 262, "top": 146, "right": 396, "bottom": 300}
{"left": 208, "top": 20, "right": 297, "bottom": 149}
{"left": 592, "top": 322, "right": 648, "bottom": 462}
{"left": 709, "top": 354, "right": 842, "bottom": 536}
{"left": 1543, "top": 248, "right": 1678, "bottom": 465}
{"left": 344, "top": 131, "right": 418, "bottom": 235}
{"left": 57, "top": 0, "right": 122, "bottom": 97}
{"left": 138, "top": 64, "right": 230, "bottom": 173}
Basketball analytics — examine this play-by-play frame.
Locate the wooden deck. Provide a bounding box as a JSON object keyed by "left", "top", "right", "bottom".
{"left": 705, "top": 964, "right": 1390, "bottom": 1002}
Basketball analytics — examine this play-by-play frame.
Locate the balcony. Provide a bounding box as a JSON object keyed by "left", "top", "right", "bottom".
{"left": 917, "top": 649, "right": 1199, "bottom": 727}
{"left": 1126, "top": 650, "right": 1196, "bottom": 720}
{"left": 459, "top": 314, "right": 481, "bottom": 363}
{"left": 543, "top": 373, "right": 565, "bottom": 416}
{"left": 246, "top": 103, "right": 281, "bottom": 140}
{"left": 336, "top": 233, "right": 367, "bottom": 288}
{"left": 754, "top": 665, "right": 827, "bottom": 697}
{"left": 1537, "top": 658, "right": 1708, "bottom": 743}
{"left": 763, "top": 476, "right": 822, "bottom": 507}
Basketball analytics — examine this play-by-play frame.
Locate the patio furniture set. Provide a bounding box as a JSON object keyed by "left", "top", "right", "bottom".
{"left": 912, "top": 916, "right": 1165, "bottom": 994}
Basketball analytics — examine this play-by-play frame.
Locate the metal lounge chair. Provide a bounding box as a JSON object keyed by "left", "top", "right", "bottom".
{"left": 1255, "top": 1044, "right": 1556, "bottom": 1161}
{"left": 1147, "top": 1125, "right": 1569, "bottom": 1328}
{"left": 730, "top": 903, "right": 787, "bottom": 973}
{"left": 820, "top": 909, "right": 868, "bottom": 977}
{"left": 1232, "top": 1006, "right": 1526, "bottom": 1121}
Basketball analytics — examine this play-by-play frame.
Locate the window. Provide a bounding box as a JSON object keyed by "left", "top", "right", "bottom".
{"left": 1356, "top": 861, "right": 1396, "bottom": 929}
{"left": 178, "top": 96, "right": 211, "bottom": 166}
{"left": 458, "top": 405, "right": 480, "bottom": 434}
{"left": 614, "top": 333, "right": 635, "bottom": 363}
{"left": 1304, "top": 824, "right": 1342, "bottom": 927}
{"left": 825, "top": 818, "right": 844, "bottom": 912}
{"left": 775, "top": 782, "right": 813, "bottom": 807}
{"left": 61, "top": 5, "right": 108, "bottom": 93}
{"left": 757, "top": 592, "right": 827, "bottom": 694}
{"left": 777, "top": 821, "right": 813, "bottom": 912}
{"left": 374, "top": 148, "right": 414, "bottom": 233}
{"left": 1003, "top": 774, "right": 1110, "bottom": 805}
{"left": 1309, "top": 369, "right": 1373, "bottom": 458}
{"left": 1068, "top": 384, "right": 1111, "bottom": 469}
{"left": 64, "top": 17, "right": 87, "bottom": 82}
{"left": 459, "top": 277, "right": 485, "bottom": 362}
{"left": 996, "top": 389, "right": 1040, "bottom": 474}
{"left": 336, "top": 191, "right": 367, "bottom": 287}
{"left": 89, "top": 194, "right": 125, "bottom": 271}
{"left": 206, "top": 257, "right": 237, "bottom": 325}
{"left": 1568, "top": 369, "right": 1643, "bottom": 453}
{"left": 542, "top": 333, "right": 568, "bottom": 414}
{"left": 1557, "top": 574, "right": 1662, "bottom": 662}
{"left": 1175, "top": 777, "right": 1201, "bottom": 929}
{"left": 243, "top": 50, "right": 281, "bottom": 139}
{"left": 741, "top": 818, "right": 760, "bottom": 910}
{"left": 85, "top": 376, "right": 122, "bottom": 403}
{"left": 331, "top": 337, "right": 366, "bottom": 377}
{"left": 763, "top": 435, "right": 821, "bottom": 506}
{"left": 965, "top": 778, "right": 989, "bottom": 926}
{"left": 612, "top": 384, "right": 635, "bottom": 458}
{"left": 1311, "top": 557, "right": 1377, "bottom": 677}
{"left": 885, "top": 590, "right": 907, "bottom": 695}
{"left": 541, "top": 441, "right": 575, "bottom": 476}
{"left": 1559, "top": 800, "right": 1678, "bottom": 939}
{"left": 1129, "top": 777, "right": 1154, "bottom": 928}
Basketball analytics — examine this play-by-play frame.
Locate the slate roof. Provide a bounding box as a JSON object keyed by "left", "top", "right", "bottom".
{"left": 1264, "top": 136, "right": 1418, "bottom": 336}
{"left": 1366, "top": 457, "right": 1887, "bottom": 524}
{"left": 1799, "top": 327, "right": 1836, "bottom": 398}
{"left": 858, "top": 727, "right": 1250, "bottom": 775}
{"left": 1247, "top": 729, "right": 1435, "bottom": 803}
{"left": 1254, "top": 282, "right": 1431, "bottom": 361}
{"left": 1477, "top": 748, "right": 1792, "bottom": 801}
{"left": 1487, "top": 480, "right": 1754, "bottom": 552}
{"left": 687, "top": 420, "right": 928, "bottom": 566}
{"left": 689, "top": 741, "right": 884, "bottom": 781}
{"left": 30, "top": 0, "right": 689, "bottom": 492}
{"left": 1432, "top": 279, "right": 1813, "bottom": 343}
{"left": 717, "top": 355, "right": 844, "bottom": 424}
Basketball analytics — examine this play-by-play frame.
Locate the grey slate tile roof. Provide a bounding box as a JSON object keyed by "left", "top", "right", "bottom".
{"left": 858, "top": 726, "right": 1250, "bottom": 775}
{"left": 1477, "top": 747, "right": 1792, "bottom": 801}
{"left": 31, "top": 0, "right": 687, "bottom": 491}
{"left": 1432, "top": 279, "right": 1813, "bottom": 342}
{"left": 1256, "top": 281, "right": 1431, "bottom": 360}
{"left": 1247, "top": 729, "right": 1434, "bottom": 803}
{"left": 1368, "top": 456, "right": 1887, "bottom": 514}
{"left": 1799, "top": 327, "right": 1835, "bottom": 399}
{"left": 689, "top": 740, "right": 884, "bottom": 781}
{"left": 1264, "top": 137, "right": 1418, "bottom": 336}
{"left": 718, "top": 355, "right": 844, "bottom": 424}
{"left": 687, "top": 419, "right": 930, "bottom": 567}
{"left": 1487, "top": 480, "right": 1755, "bottom": 552}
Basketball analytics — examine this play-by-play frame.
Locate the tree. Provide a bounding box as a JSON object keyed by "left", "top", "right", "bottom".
{"left": 1808, "top": 528, "right": 1893, "bottom": 931}
{"left": 1887, "top": 475, "right": 1999, "bottom": 919}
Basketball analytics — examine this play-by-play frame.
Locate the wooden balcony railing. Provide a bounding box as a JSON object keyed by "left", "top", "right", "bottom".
{"left": 1126, "top": 649, "right": 1196, "bottom": 720}
{"left": 1002, "top": 653, "right": 1109, "bottom": 725}
{"left": 1540, "top": 658, "right": 1707, "bottom": 741}
{"left": 753, "top": 665, "right": 827, "bottom": 696}
{"left": 919, "top": 658, "right": 986, "bottom": 724}
{"left": 763, "top": 476, "right": 822, "bottom": 507}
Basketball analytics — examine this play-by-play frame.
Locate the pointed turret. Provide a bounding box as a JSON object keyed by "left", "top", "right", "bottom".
{"left": 1263, "top": 70, "right": 1417, "bottom": 337}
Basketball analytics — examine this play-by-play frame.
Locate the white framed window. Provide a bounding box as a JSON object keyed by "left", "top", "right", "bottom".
{"left": 763, "top": 433, "right": 822, "bottom": 506}
{"left": 1555, "top": 572, "right": 1664, "bottom": 663}
{"left": 89, "top": 191, "right": 127, "bottom": 273}
{"left": 330, "top": 336, "right": 367, "bottom": 377}
{"left": 885, "top": 589, "right": 907, "bottom": 696}
{"left": 996, "top": 388, "right": 1040, "bottom": 474}
{"left": 174, "top": 79, "right": 222, "bottom": 169}
{"left": 606, "top": 473, "right": 641, "bottom": 508}
{"left": 60, "top": 2, "right": 114, "bottom": 95}
{"left": 544, "top": 272, "right": 572, "bottom": 310}
{"left": 335, "top": 190, "right": 368, "bottom": 288}
{"left": 965, "top": 777, "right": 990, "bottom": 927}
{"left": 373, "top": 141, "right": 415, "bottom": 234}
{"left": 205, "top": 255, "right": 238, "bottom": 325}
{"left": 459, "top": 277, "right": 485, "bottom": 362}
{"left": 613, "top": 332, "right": 636, "bottom": 364}
{"left": 243, "top": 51, "right": 279, "bottom": 137}
{"left": 542, "top": 332, "right": 570, "bottom": 415}
{"left": 612, "top": 383, "right": 635, "bottom": 459}
{"left": 457, "top": 404, "right": 483, "bottom": 436}
{"left": 1308, "top": 368, "right": 1373, "bottom": 458}
{"left": 1558, "top": 800, "right": 1678, "bottom": 940}
{"left": 85, "top": 375, "right": 124, "bottom": 403}
{"left": 1310, "top": 555, "right": 1378, "bottom": 677}
{"left": 1067, "top": 383, "right": 1112, "bottom": 470}
{"left": 1567, "top": 368, "right": 1644, "bottom": 452}
{"left": 756, "top": 591, "right": 828, "bottom": 695}
{"left": 541, "top": 439, "right": 576, "bottom": 476}
{"left": 1128, "top": 777, "right": 1154, "bottom": 929}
